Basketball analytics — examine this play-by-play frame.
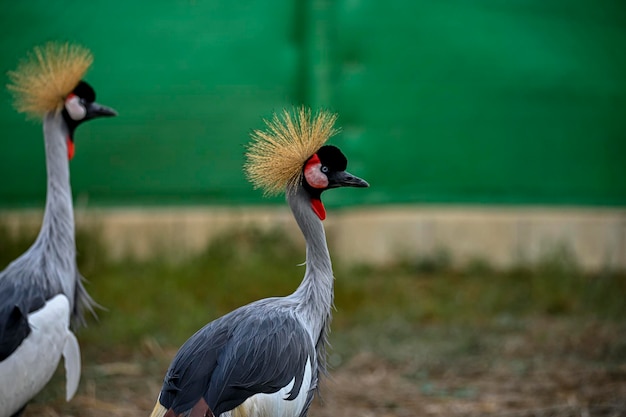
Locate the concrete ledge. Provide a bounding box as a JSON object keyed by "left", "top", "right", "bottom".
{"left": 330, "top": 206, "right": 626, "bottom": 271}
{"left": 1, "top": 206, "right": 625, "bottom": 271}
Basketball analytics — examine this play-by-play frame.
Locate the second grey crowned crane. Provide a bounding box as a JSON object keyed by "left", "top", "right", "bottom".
{"left": 0, "top": 42, "right": 116, "bottom": 417}
{"left": 150, "top": 107, "right": 369, "bottom": 417}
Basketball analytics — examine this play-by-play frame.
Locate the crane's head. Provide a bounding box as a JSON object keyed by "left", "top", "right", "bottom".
{"left": 7, "top": 42, "right": 117, "bottom": 159}
{"left": 301, "top": 145, "right": 368, "bottom": 220}
{"left": 62, "top": 80, "right": 117, "bottom": 159}
{"left": 245, "top": 107, "right": 369, "bottom": 220}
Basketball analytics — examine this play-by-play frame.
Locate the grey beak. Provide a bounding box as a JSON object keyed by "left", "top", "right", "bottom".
{"left": 86, "top": 102, "right": 118, "bottom": 118}
{"left": 333, "top": 170, "right": 370, "bottom": 188}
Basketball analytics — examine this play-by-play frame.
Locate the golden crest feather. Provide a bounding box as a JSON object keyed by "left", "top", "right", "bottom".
{"left": 7, "top": 42, "right": 93, "bottom": 118}
{"left": 245, "top": 107, "right": 338, "bottom": 196}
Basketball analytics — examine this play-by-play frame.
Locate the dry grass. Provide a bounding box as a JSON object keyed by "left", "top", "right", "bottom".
{"left": 1, "top": 224, "right": 624, "bottom": 417}
{"left": 21, "top": 317, "right": 626, "bottom": 417}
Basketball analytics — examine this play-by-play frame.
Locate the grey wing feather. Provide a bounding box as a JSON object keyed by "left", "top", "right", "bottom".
{"left": 292, "top": 327, "right": 328, "bottom": 417}
{"left": 159, "top": 321, "right": 230, "bottom": 413}
{"left": 159, "top": 301, "right": 315, "bottom": 416}
{"left": 72, "top": 269, "right": 98, "bottom": 327}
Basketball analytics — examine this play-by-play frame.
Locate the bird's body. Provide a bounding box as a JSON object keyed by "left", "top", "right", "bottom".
{"left": 151, "top": 108, "right": 368, "bottom": 417}
{"left": 0, "top": 43, "right": 116, "bottom": 417}
{"left": 0, "top": 295, "right": 79, "bottom": 416}
{"left": 157, "top": 299, "right": 317, "bottom": 417}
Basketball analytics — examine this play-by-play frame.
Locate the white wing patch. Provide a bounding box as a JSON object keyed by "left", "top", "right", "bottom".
{"left": 227, "top": 357, "right": 313, "bottom": 417}
{"left": 0, "top": 294, "right": 79, "bottom": 417}
{"left": 63, "top": 329, "right": 81, "bottom": 401}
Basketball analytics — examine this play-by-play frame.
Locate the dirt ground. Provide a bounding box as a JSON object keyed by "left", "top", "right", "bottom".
{"left": 22, "top": 318, "right": 626, "bottom": 417}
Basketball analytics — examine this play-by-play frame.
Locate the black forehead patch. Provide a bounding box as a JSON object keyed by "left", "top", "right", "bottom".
{"left": 316, "top": 145, "right": 347, "bottom": 171}
{"left": 72, "top": 81, "right": 96, "bottom": 102}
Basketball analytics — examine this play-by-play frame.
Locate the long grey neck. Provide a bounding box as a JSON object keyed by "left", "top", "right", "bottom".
{"left": 287, "top": 185, "right": 334, "bottom": 341}
{"left": 34, "top": 113, "right": 77, "bottom": 287}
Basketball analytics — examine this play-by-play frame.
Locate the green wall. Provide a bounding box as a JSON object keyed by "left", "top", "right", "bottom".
{"left": 1, "top": 0, "right": 625, "bottom": 208}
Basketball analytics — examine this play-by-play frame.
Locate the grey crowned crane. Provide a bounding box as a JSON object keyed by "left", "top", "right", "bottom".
{"left": 150, "top": 107, "right": 369, "bottom": 417}
{"left": 0, "top": 42, "right": 116, "bottom": 416}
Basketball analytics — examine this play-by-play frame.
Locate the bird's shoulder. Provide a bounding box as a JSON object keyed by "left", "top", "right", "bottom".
{"left": 0, "top": 251, "right": 58, "bottom": 313}
{"left": 0, "top": 248, "right": 41, "bottom": 282}
{"left": 173, "top": 296, "right": 305, "bottom": 361}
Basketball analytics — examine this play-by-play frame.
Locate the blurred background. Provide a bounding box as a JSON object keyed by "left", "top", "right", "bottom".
{"left": 1, "top": 1, "right": 626, "bottom": 416}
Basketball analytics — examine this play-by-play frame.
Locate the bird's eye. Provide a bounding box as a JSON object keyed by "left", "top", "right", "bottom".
{"left": 321, "top": 166, "right": 329, "bottom": 173}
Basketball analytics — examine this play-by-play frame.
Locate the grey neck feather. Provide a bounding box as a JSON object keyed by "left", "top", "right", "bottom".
{"left": 32, "top": 112, "right": 77, "bottom": 300}
{"left": 286, "top": 185, "right": 334, "bottom": 343}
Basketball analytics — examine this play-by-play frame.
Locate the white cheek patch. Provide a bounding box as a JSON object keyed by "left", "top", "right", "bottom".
{"left": 65, "top": 95, "right": 86, "bottom": 120}
{"left": 304, "top": 161, "right": 329, "bottom": 189}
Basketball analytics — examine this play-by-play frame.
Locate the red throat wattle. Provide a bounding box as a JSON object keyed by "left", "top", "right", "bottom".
{"left": 311, "top": 198, "right": 326, "bottom": 221}
{"left": 67, "top": 138, "right": 75, "bottom": 160}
